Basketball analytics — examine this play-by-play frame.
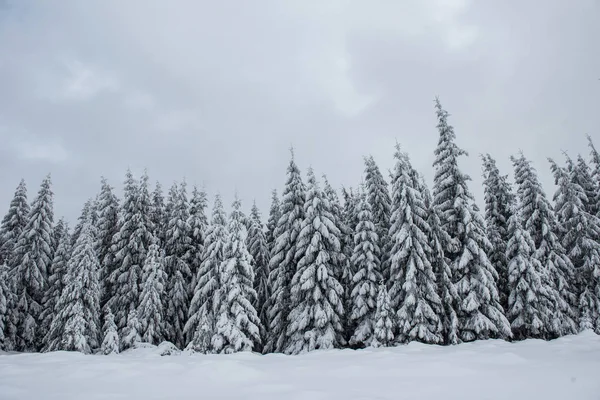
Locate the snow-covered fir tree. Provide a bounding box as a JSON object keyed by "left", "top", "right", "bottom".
{"left": 285, "top": 169, "right": 345, "bottom": 355}
{"left": 505, "top": 212, "right": 553, "bottom": 340}
{"left": 247, "top": 201, "right": 270, "bottom": 347}
{"left": 481, "top": 154, "right": 514, "bottom": 312}
{"left": 100, "top": 309, "right": 119, "bottom": 355}
{"left": 550, "top": 157, "right": 600, "bottom": 333}
{"left": 164, "top": 181, "right": 192, "bottom": 348}
{"left": 39, "top": 223, "right": 71, "bottom": 344}
{"left": 0, "top": 179, "right": 30, "bottom": 266}
{"left": 109, "top": 170, "right": 153, "bottom": 332}
{"left": 423, "top": 179, "right": 460, "bottom": 344}
{"left": 364, "top": 156, "right": 391, "bottom": 282}
{"left": 372, "top": 283, "right": 395, "bottom": 347}
{"left": 587, "top": 135, "right": 600, "bottom": 217}
{"left": 187, "top": 186, "right": 208, "bottom": 293}
{"left": 349, "top": 189, "right": 381, "bottom": 348}
{"left": 265, "top": 189, "right": 280, "bottom": 253}
{"left": 212, "top": 197, "right": 262, "bottom": 354}
{"left": 45, "top": 222, "right": 100, "bottom": 354}
{"left": 323, "top": 175, "right": 352, "bottom": 340}
{"left": 50, "top": 218, "right": 67, "bottom": 261}
{"left": 185, "top": 194, "right": 228, "bottom": 352}
{"left": 151, "top": 181, "right": 166, "bottom": 245}
{"left": 432, "top": 100, "right": 510, "bottom": 342}
{"left": 96, "top": 177, "right": 120, "bottom": 311}
{"left": 121, "top": 309, "right": 142, "bottom": 350}
{"left": 574, "top": 155, "right": 598, "bottom": 218}
{"left": 511, "top": 153, "right": 577, "bottom": 337}
{"left": 265, "top": 151, "right": 306, "bottom": 353}
{"left": 9, "top": 174, "right": 54, "bottom": 351}
{"left": 388, "top": 146, "right": 443, "bottom": 344}
{"left": 138, "top": 242, "right": 167, "bottom": 345}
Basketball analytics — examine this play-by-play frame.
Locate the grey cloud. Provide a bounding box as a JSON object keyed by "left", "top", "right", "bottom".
{"left": 0, "top": 0, "right": 598, "bottom": 221}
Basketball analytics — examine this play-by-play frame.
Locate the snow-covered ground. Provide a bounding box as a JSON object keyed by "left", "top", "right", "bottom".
{"left": 1, "top": 332, "right": 599, "bottom": 400}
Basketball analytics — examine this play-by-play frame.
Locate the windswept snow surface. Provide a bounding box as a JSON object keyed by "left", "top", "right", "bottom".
{"left": 1, "top": 332, "right": 599, "bottom": 400}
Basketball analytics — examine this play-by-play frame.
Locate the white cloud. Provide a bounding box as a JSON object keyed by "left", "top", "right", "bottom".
{"left": 12, "top": 139, "right": 69, "bottom": 164}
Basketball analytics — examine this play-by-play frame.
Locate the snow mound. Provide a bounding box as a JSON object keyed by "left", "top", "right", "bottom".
{"left": 0, "top": 333, "right": 599, "bottom": 400}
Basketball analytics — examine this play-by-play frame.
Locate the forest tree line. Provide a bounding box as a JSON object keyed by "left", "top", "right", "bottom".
{"left": 0, "top": 99, "right": 599, "bottom": 355}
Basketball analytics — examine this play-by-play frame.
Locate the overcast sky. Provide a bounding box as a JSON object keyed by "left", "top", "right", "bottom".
{"left": 0, "top": 0, "right": 598, "bottom": 223}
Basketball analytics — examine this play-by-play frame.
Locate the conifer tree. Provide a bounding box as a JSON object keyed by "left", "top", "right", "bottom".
{"left": 265, "top": 151, "right": 306, "bottom": 353}
{"left": 50, "top": 218, "right": 67, "bottom": 260}
{"left": 364, "top": 156, "right": 391, "bottom": 282}
{"left": 121, "top": 309, "right": 141, "bottom": 350}
{"left": 164, "top": 181, "right": 192, "bottom": 348}
{"left": 0, "top": 263, "right": 10, "bottom": 350}
{"left": 109, "top": 170, "right": 153, "bottom": 332}
{"left": 185, "top": 194, "right": 228, "bottom": 352}
{"left": 506, "top": 213, "right": 553, "bottom": 340}
{"left": 45, "top": 222, "right": 100, "bottom": 354}
{"left": 265, "top": 190, "right": 280, "bottom": 253}
{"left": 187, "top": 186, "right": 208, "bottom": 292}
{"left": 212, "top": 197, "right": 261, "bottom": 353}
{"left": 285, "top": 170, "right": 345, "bottom": 355}
{"left": 39, "top": 224, "right": 71, "bottom": 344}
{"left": 342, "top": 186, "right": 360, "bottom": 237}
{"left": 100, "top": 309, "right": 119, "bottom": 355}
{"left": 372, "top": 283, "right": 394, "bottom": 347}
{"left": 0, "top": 179, "right": 30, "bottom": 265}
{"left": 138, "top": 242, "right": 167, "bottom": 345}
{"left": 423, "top": 180, "right": 460, "bottom": 344}
{"left": 323, "top": 176, "right": 352, "bottom": 339}
{"left": 151, "top": 182, "right": 166, "bottom": 245}
{"left": 388, "top": 146, "right": 443, "bottom": 344}
{"left": 550, "top": 157, "right": 600, "bottom": 333}
{"left": 574, "top": 155, "right": 598, "bottom": 217}
{"left": 511, "top": 153, "right": 577, "bottom": 337}
{"left": 247, "top": 201, "right": 270, "bottom": 346}
{"left": 587, "top": 135, "right": 600, "bottom": 217}
{"left": 95, "top": 178, "right": 120, "bottom": 311}
{"left": 481, "top": 154, "right": 514, "bottom": 312}
{"left": 432, "top": 100, "right": 510, "bottom": 342}
{"left": 10, "top": 174, "right": 54, "bottom": 351}
{"left": 349, "top": 189, "right": 381, "bottom": 348}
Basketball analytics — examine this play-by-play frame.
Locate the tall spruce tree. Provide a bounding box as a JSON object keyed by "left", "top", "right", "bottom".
{"left": 138, "top": 242, "right": 167, "bottom": 345}
{"left": 323, "top": 176, "right": 352, "bottom": 340}
{"left": 423, "top": 178, "right": 460, "bottom": 344}
{"left": 388, "top": 146, "right": 443, "bottom": 344}
{"left": 265, "top": 151, "right": 306, "bottom": 353}
{"left": 574, "top": 155, "right": 598, "bottom": 217}
{"left": 185, "top": 194, "right": 228, "bottom": 352}
{"left": 212, "top": 197, "right": 262, "bottom": 353}
{"left": 511, "top": 153, "right": 577, "bottom": 337}
{"left": 45, "top": 222, "right": 101, "bottom": 354}
{"left": 481, "top": 154, "right": 514, "bottom": 312}
{"left": 39, "top": 223, "right": 71, "bottom": 344}
{"left": 587, "top": 135, "right": 600, "bottom": 217}
{"left": 506, "top": 213, "right": 553, "bottom": 340}
{"left": 71, "top": 198, "right": 98, "bottom": 247}
{"left": 247, "top": 201, "right": 270, "bottom": 347}
{"left": 432, "top": 100, "right": 510, "bottom": 342}
{"left": 364, "top": 156, "right": 391, "bottom": 282}
{"left": 187, "top": 186, "right": 208, "bottom": 293}
{"left": 265, "top": 190, "right": 280, "bottom": 253}
{"left": 9, "top": 174, "right": 54, "bottom": 351}
{"left": 349, "top": 189, "right": 381, "bottom": 348}
{"left": 550, "top": 157, "right": 600, "bottom": 333}
{"left": 285, "top": 169, "right": 345, "bottom": 355}
{"left": 95, "top": 178, "right": 120, "bottom": 311}
{"left": 109, "top": 170, "right": 153, "bottom": 332}
{"left": 0, "top": 180, "right": 30, "bottom": 266}
{"left": 164, "top": 181, "right": 192, "bottom": 348}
